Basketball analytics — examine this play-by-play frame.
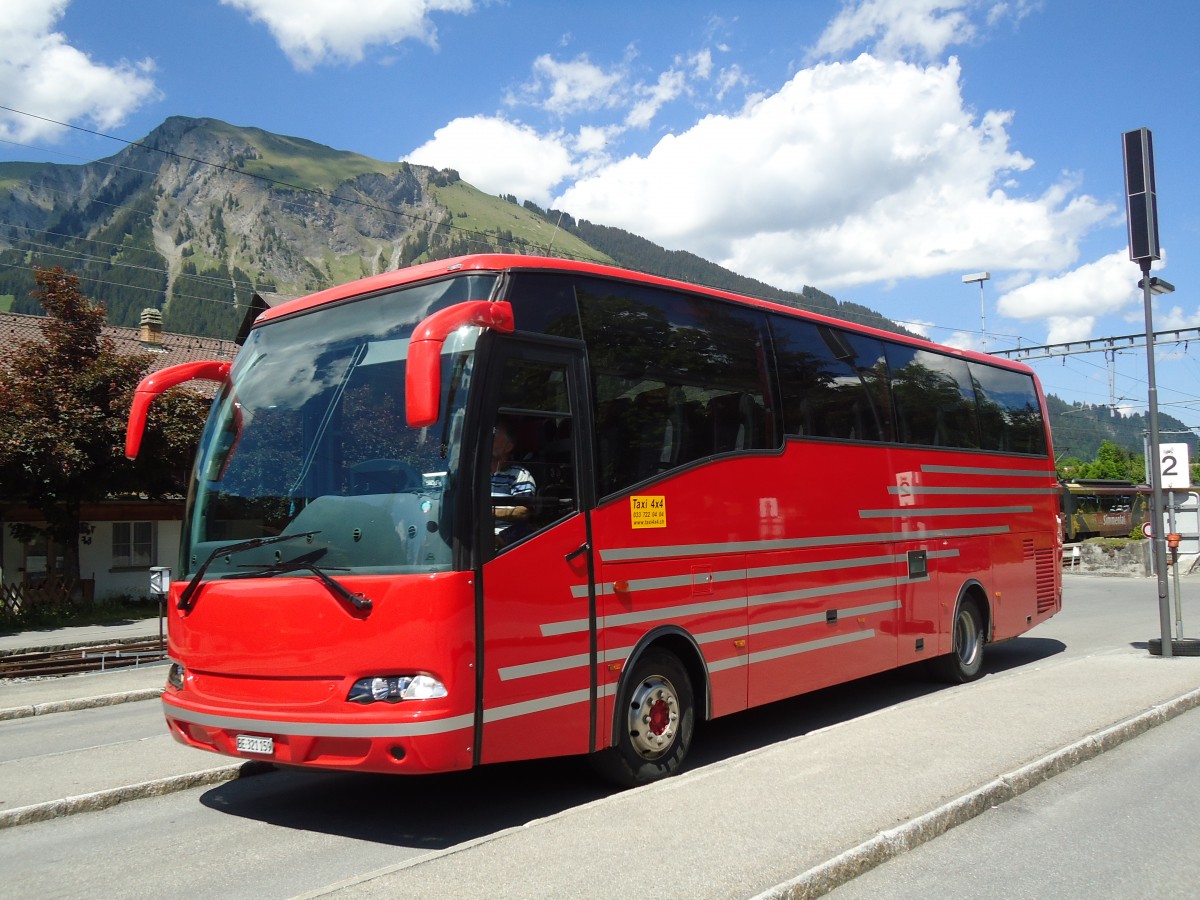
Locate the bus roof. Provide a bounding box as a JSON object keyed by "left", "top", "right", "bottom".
{"left": 254, "top": 253, "right": 1036, "bottom": 373}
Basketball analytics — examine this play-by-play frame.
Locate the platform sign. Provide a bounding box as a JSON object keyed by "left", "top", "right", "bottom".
{"left": 1159, "top": 443, "right": 1191, "bottom": 490}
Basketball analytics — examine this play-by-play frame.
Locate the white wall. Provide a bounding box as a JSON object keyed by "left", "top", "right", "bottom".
{"left": 3, "top": 516, "right": 183, "bottom": 601}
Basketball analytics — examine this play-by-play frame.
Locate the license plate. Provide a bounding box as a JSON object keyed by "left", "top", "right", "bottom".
{"left": 236, "top": 734, "right": 274, "bottom": 755}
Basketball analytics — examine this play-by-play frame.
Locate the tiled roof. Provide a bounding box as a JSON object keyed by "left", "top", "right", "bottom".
{"left": 0, "top": 311, "right": 239, "bottom": 376}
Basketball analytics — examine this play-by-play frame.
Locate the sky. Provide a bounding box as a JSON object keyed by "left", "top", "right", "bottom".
{"left": 2, "top": 0, "right": 1200, "bottom": 434}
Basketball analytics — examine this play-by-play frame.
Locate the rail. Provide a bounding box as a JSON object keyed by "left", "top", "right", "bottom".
{"left": 0, "top": 639, "right": 168, "bottom": 679}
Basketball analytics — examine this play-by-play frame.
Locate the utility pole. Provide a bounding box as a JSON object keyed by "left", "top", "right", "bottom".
{"left": 1123, "top": 126, "right": 1174, "bottom": 657}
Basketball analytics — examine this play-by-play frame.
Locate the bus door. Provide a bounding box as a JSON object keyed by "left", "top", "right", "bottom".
{"left": 475, "top": 338, "right": 598, "bottom": 766}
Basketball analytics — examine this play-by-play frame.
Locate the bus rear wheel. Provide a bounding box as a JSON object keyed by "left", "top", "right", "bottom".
{"left": 590, "top": 648, "right": 694, "bottom": 788}
{"left": 932, "top": 597, "right": 985, "bottom": 683}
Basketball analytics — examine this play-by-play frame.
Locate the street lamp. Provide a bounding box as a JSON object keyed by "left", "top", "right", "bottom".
{"left": 962, "top": 271, "right": 991, "bottom": 350}
{"left": 1139, "top": 276, "right": 1175, "bottom": 295}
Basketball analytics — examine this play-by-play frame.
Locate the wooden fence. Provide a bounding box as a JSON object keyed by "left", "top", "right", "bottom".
{"left": 0, "top": 579, "right": 93, "bottom": 619}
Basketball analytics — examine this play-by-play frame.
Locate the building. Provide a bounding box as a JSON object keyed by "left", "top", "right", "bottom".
{"left": 0, "top": 308, "right": 240, "bottom": 601}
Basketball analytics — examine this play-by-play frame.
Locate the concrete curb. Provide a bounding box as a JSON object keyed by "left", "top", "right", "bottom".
{"left": 0, "top": 760, "right": 273, "bottom": 830}
{"left": 754, "top": 684, "right": 1200, "bottom": 899}
{"left": 0, "top": 687, "right": 163, "bottom": 721}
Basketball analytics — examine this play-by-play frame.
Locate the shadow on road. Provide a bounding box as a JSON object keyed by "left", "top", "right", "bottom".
{"left": 199, "top": 634, "right": 1066, "bottom": 847}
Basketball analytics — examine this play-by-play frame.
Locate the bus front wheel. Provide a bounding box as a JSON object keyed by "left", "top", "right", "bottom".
{"left": 590, "top": 648, "right": 694, "bottom": 787}
{"left": 933, "top": 597, "right": 985, "bottom": 684}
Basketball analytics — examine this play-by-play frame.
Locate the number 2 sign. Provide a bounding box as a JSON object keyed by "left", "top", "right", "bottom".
{"left": 1159, "top": 442, "right": 1191, "bottom": 490}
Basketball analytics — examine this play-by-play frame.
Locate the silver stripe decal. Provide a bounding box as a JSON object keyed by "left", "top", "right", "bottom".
{"left": 498, "top": 652, "right": 592, "bottom": 681}
{"left": 166, "top": 687, "right": 624, "bottom": 738}
{"left": 499, "top": 644, "right": 635, "bottom": 681}
{"left": 748, "top": 576, "right": 900, "bottom": 608}
{"left": 516, "top": 597, "right": 903, "bottom": 682}
{"left": 920, "top": 464, "right": 1051, "bottom": 478}
{"left": 163, "top": 699, "right": 475, "bottom": 739}
{"left": 707, "top": 655, "right": 746, "bottom": 673}
{"left": 572, "top": 567, "right": 744, "bottom": 600}
{"left": 859, "top": 506, "right": 1032, "bottom": 519}
{"left": 750, "top": 629, "right": 875, "bottom": 663}
{"left": 574, "top": 553, "right": 902, "bottom": 600}
{"left": 552, "top": 575, "right": 903, "bottom": 639}
{"left": 889, "top": 486, "right": 1058, "bottom": 496}
{"left": 544, "top": 594, "right": 747, "bottom": 637}
{"left": 559, "top": 554, "right": 958, "bottom": 638}
{"left": 598, "top": 527, "right": 1006, "bottom": 562}
{"left": 749, "top": 600, "right": 900, "bottom": 635}
{"left": 481, "top": 683, "right": 619, "bottom": 724}
{"left": 694, "top": 625, "right": 749, "bottom": 644}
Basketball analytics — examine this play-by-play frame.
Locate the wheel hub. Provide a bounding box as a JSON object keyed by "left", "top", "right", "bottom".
{"left": 627, "top": 674, "right": 679, "bottom": 760}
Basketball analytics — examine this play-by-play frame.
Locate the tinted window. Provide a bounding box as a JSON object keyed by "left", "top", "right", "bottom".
{"left": 771, "top": 317, "right": 893, "bottom": 442}
{"left": 886, "top": 344, "right": 979, "bottom": 448}
{"left": 970, "top": 363, "right": 1048, "bottom": 456}
{"left": 578, "top": 279, "right": 775, "bottom": 496}
{"left": 504, "top": 273, "right": 583, "bottom": 340}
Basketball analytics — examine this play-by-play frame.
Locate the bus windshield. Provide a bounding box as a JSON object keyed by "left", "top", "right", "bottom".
{"left": 180, "top": 274, "right": 496, "bottom": 579}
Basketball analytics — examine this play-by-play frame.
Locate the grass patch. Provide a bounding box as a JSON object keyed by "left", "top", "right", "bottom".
{"left": 429, "top": 182, "right": 611, "bottom": 261}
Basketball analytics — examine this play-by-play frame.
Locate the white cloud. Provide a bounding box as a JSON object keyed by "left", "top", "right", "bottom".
{"left": 1153, "top": 303, "right": 1200, "bottom": 331}
{"left": 554, "top": 55, "right": 1110, "bottom": 293}
{"left": 221, "top": 0, "right": 475, "bottom": 70}
{"left": 510, "top": 53, "right": 625, "bottom": 116}
{"left": 0, "top": 0, "right": 160, "bottom": 143}
{"left": 812, "top": 0, "right": 976, "bottom": 61}
{"left": 625, "top": 68, "right": 687, "bottom": 129}
{"left": 403, "top": 116, "right": 576, "bottom": 206}
{"left": 996, "top": 250, "right": 1137, "bottom": 342}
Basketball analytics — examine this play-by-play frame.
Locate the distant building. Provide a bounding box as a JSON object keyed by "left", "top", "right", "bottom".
{"left": 0, "top": 309, "right": 239, "bottom": 601}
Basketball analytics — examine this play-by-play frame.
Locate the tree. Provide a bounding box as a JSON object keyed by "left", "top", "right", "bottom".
{"left": 0, "top": 268, "right": 208, "bottom": 586}
{"left": 1069, "top": 439, "right": 1139, "bottom": 481}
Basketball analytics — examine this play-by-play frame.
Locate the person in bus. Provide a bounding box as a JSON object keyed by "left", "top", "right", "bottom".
{"left": 491, "top": 418, "right": 536, "bottom": 546}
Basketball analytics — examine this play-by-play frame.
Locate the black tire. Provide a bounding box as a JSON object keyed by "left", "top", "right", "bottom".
{"left": 1148, "top": 637, "right": 1200, "bottom": 657}
{"left": 931, "top": 597, "right": 986, "bottom": 683}
{"left": 590, "top": 648, "right": 695, "bottom": 788}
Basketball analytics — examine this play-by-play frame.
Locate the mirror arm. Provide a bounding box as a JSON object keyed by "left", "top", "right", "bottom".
{"left": 406, "top": 301, "right": 514, "bottom": 427}
{"left": 126, "top": 360, "right": 232, "bottom": 459}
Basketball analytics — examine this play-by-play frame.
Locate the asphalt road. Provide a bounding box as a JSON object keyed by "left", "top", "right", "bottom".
{"left": 1, "top": 573, "right": 1196, "bottom": 899}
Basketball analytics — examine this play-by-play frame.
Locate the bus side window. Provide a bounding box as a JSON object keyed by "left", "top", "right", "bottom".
{"left": 579, "top": 280, "right": 775, "bottom": 497}
{"left": 771, "top": 316, "right": 892, "bottom": 442}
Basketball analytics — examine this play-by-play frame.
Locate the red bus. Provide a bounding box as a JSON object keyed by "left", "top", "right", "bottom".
{"left": 126, "top": 254, "right": 1061, "bottom": 786}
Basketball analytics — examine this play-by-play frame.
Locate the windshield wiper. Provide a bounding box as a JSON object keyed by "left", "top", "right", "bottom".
{"left": 178, "top": 531, "right": 321, "bottom": 611}
{"left": 227, "top": 548, "right": 373, "bottom": 613}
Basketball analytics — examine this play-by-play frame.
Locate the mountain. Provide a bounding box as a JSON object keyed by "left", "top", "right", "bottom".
{"left": 1045, "top": 395, "right": 1197, "bottom": 469}
{"left": 0, "top": 116, "right": 606, "bottom": 337}
{"left": 0, "top": 115, "right": 901, "bottom": 341}
{"left": 0, "top": 115, "right": 1189, "bottom": 461}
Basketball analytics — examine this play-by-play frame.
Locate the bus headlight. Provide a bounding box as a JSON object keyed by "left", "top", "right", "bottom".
{"left": 347, "top": 675, "right": 448, "bottom": 703}
{"left": 167, "top": 663, "right": 185, "bottom": 691}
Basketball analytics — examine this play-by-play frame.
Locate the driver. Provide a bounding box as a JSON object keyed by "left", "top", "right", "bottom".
{"left": 491, "top": 419, "right": 535, "bottom": 544}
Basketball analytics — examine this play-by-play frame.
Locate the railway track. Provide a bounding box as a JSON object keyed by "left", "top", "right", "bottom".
{"left": 0, "top": 638, "right": 168, "bottom": 679}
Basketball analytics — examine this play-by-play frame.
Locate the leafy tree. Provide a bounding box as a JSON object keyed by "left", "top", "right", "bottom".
{"left": 1068, "top": 439, "right": 1140, "bottom": 481}
{"left": 0, "top": 268, "right": 209, "bottom": 586}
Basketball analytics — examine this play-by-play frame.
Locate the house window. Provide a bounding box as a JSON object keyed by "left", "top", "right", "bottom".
{"left": 113, "top": 521, "right": 155, "bottom": 569}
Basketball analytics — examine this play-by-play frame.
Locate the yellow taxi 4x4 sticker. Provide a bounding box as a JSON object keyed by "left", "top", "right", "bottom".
{"left": 630, "top": 495, "right": 666, "bottom": 529}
